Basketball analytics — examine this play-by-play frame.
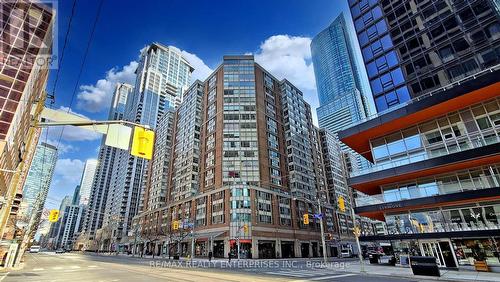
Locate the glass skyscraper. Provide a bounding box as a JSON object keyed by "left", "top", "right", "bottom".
{"left": 21, "top": 142, "right": 58, "bottom": 233}
{"left": 311, "top": 13, "right": 370, "bottom": 134}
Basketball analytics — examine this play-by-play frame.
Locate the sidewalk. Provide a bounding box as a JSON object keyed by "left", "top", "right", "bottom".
{"left": 332, "top": 261, "right": 500, "bottom": 282}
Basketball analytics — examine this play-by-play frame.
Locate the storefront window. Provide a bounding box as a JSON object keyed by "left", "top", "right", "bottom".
{"left": 453, "top": 238, "right": 500, "bottom": 266}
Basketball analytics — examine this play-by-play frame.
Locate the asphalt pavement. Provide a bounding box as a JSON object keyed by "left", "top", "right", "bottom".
{"left": 0, "top": 252, "right": 430, "bottom": 282}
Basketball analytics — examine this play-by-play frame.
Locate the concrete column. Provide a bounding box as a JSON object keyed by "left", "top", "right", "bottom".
{"left": 224, "top": 237, "right": 230, "bottom": 258}
{"left": 309, "top": 241, "right": 313, "bottom": 258}
{"left": 295, "top": 239, "right": 301, "bottom": 258}
{"left": 252, "top": 238, "right": 259, "bottom": 259}
{"left": 276, "top": 239, "right": 281, "bottom": 258}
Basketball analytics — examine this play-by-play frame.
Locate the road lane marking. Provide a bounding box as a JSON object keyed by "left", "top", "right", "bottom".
{"left": 0, "top": 272, "right": 9, "bottom": 282}
{"left": 308, "top": 274, "right": 357, "bottom": 280}
{"left": 70, "top": 265, "right": 81, "bottom": 269}
{"left": 52, "top": 266, "right": 63, "bottom": 270}
{"left": 33, "top": 268, "right": 44, "bottom": 271}
{"left": 88, "top": 265, "right": 98, "bottom": 268}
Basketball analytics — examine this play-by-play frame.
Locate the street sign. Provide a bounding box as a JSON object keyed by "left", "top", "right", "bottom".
{"left": 313, "top": 213, "right": 323, "bottom": 219}
{"left": 48, "top": 210, "right": 59, "bottom": 222}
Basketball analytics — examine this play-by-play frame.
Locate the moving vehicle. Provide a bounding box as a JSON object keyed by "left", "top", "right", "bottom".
{"left": 340, "top": 249, "right": 353, "bottom": 258}
{"left": 29, "top": 245, "right": 41, "bottom": 253}
{"left": 55, "top": 249, "right": 65, "bottom": 254}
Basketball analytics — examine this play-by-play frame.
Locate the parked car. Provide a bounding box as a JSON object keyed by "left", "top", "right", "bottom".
{"left": 29, "top": 245, "right": 41, "bottom": 253}
{"left": 55, "top": 249, "right": 65, "bottom": 254}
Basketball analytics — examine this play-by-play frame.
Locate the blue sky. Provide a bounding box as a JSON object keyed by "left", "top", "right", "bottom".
{"left": 43, "top": 0, "right": 359, "bottom": 209}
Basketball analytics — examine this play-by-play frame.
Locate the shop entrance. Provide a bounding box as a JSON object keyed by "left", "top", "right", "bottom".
{"left": 312, "top": 242, "right": 319, "bottom": 257}
{"left": 258, "top": 240, "right": 276, "bottom": 259}
{"left": 213, "top": 240, "right": 224, "bottom": 258}
{"left": 281, "top": 241, "right": 295, "bottom": 258}
{"left": 420, "top": 241, "right": 457, "bottom": 268}
{"left": 301, "top": 243, "right": 310, "bottom": 258}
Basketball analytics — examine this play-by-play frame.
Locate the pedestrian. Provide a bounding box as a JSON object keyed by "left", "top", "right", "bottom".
{"left": 208, "top": 251, "right": 212, "bottom": 262}
{"left": 228, "top": 251, "right": 231, "bottom": 263}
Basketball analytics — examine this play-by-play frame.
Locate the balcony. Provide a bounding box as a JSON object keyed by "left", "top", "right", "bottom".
{"left": 338, "top": 66, "right": 500, "bottom": 161}
{"left": 352, "top": 134, "right": 500, "bottom": 178}
{"left": 356, "top": 175, "right": 500, "bottom": 207}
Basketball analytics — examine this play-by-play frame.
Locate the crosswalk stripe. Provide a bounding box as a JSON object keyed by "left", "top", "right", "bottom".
{"left": 33, "top": 268, "right": 44, "bottom": 271}
{"left": 70, "top": 265, "right": 81, "bottom": 269}
{"left": 88, "top": 265, "right": 98, "bottom": 268}
{"left": 265, "top": 270, "right": 326, "bottom": 278}
{"left": 53, "top": 267, "right": 62, "bottom": 270}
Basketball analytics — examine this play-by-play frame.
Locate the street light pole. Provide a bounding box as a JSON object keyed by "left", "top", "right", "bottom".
{"left": 351, "top": 207, "right": 365, "bottom": 273}
{"left": 317, "top": 198, "right": 327, "bottom": 264}
{"left": 237, "top": 221, "right": 241, "bottom": 261}
{"left": 190, "top": 230, "right": 194, "bottom": 263}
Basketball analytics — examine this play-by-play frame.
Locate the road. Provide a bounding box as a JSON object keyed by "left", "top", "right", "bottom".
{"left": 0, "top": 252, "right": 427, "bottom": 282}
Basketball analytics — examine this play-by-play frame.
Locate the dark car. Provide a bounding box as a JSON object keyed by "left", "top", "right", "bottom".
{"left": 55, "top": 249, "right": 65, "bottom": 254}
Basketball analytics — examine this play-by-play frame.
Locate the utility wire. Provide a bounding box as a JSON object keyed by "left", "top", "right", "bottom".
{"left": 49, "top": 0, "right": 78, "bottom": 102}
{"left": 55, "top": 0, "right": 105, "bottom": 152}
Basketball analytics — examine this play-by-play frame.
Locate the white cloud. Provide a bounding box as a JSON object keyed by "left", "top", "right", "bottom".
{"left": 49, "top": 158, "right": 85, "bottom": 197}
{"left": 76, "top": 46, "right": 213, "bottom": 113}
{"left": 46, "top": 139, "right": 77, "bottom": 154}
{"left": 181, "top": 50, "right": 213, "bottom": 83}
{"left": 76, "top": 61, "right": 138, "bottom": 113}
{"left": 254, "top": 35, "right": 319, "bottom": 125}
{"left": 254, "top": 35, "right": 316, "bottom": 92}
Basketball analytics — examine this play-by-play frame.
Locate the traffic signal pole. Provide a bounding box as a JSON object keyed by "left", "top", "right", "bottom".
{"left": 317, "top": 198, "right": 327, "bottom": 264}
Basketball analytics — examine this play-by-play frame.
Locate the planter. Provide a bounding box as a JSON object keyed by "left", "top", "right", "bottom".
{"left": 474, "top": 260, "right": 490, "bottom": 272}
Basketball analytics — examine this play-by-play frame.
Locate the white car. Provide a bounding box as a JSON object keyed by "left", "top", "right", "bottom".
{"left": 29, "top": 245, "right": 41, "bottom": 253}
{"left": 340, "top": 249, "right": 353, "bottom": 258}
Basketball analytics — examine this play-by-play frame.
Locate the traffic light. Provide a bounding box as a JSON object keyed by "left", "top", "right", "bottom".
{"left": 172, "top": 220, "right": 179, "bottom": 230}
{"left": 243, "top": 224, "right": 248, "bottom": 233}
{"left": 48, "top": 210, "right": 59, "bottom": 222}
{"left": 353, "top": 226, "right": 361, "bottom": 237}
{"left": 303, "top": 214, "right": 309, "bottom": 225}
{"left": 338, "top": 196, "right": 345, "bottom": 212}
{"left": 131, "top": 126, "right": 155, "bottom": 160}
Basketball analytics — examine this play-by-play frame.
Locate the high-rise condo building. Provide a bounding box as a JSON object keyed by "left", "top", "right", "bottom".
{"left": 101, "top": 43, "right": 193, "bottom": 246}
{"left": 78, "top": 159, "right": 97, "bottom": 206}
{"left": 78, "top": 83, "right": 132, "bottom": 249}
{"left": 349, "top": 0, "right": 500, "bottom": 112}
{"left": 339, "top": 0, "right": 500, "bottom": 271}
{"left": 168, "top": 81, "right": 204, "bottom": 203}
{"left": 126, "top": 55, "right": 370, "bottom": 259}
{"left": 143, "top": 109, "right": 175, "bottom": 211}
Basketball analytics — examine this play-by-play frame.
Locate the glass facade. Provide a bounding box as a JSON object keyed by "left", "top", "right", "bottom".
{"left": 349, "top": 0, "right": 500, "bottom": 112}
{"left": 21, "top": 142, "right": 57, "bottom": 220}
{"left": 312, "top": 13, "right": 370, "bottom": 133}
{"left": 354, "top": 97, "right": 500, "bottom": 177}
{"left": 385, "top": 202, "right": 500, "bottom": 235}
